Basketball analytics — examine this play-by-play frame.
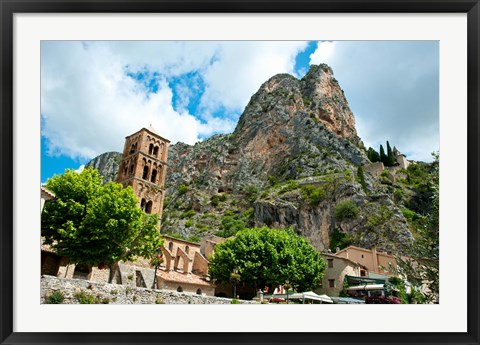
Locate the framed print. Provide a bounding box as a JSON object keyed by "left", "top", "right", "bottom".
{"left": 1, "top": 1, "right": 479, "bottom": 345}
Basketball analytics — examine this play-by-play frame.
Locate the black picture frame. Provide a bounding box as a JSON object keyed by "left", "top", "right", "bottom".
{"left": 1, "top": 1, "right": 479, "bottom": 344}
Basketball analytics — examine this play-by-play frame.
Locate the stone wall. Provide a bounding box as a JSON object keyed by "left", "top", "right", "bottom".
{"left": 364, "top": 162, "right": 384, "bottom": 177}
{"left": 41, "top": 275, "right": 255, "bottom": 304}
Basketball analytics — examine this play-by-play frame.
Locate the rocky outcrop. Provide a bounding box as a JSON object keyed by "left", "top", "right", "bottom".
{"left": 87, "top": 64, "right": 418, "bottom": 254}
{"left": 85, "top": 151, "right": 122, "bottom": 184}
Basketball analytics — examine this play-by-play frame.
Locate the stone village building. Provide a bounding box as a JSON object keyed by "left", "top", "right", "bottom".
{"left": 41, "top": 127, "right": 408, "bottom": 300}
{"left": 363, "top": 147, "right": 412, "bottom": 182}
{"left": 315, "top": 245, "right": 399, "bottom": 297}
{"left": 41, "top": 126, "right": 217, "bottom": 296}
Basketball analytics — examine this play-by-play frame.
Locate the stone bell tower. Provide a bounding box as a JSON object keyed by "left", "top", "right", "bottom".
{"left": 116, "top": 125, "right": 170, "bottom": 228}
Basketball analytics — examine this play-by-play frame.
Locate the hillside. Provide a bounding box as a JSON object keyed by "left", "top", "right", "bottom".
{"left": 86, "top": 64, "right": 436, "bottom": 254}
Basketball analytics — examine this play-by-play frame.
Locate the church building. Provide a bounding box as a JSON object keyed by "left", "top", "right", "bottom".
{"left": 116, "top": 125, "right": 170, "bottom": 227}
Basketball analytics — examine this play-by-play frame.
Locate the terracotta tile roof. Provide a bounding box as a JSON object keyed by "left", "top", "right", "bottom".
{"left": 157, "top": 269, "right": 212, "bottom": 287}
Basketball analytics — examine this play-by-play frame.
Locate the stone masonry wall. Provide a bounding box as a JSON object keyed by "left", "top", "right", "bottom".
{"left": 41, "top": 275, "right": 256, "bottom": 304}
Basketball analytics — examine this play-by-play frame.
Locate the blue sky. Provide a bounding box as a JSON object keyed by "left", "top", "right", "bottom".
{"left": 41, "top": 41, "right": 438, "bottom": 183}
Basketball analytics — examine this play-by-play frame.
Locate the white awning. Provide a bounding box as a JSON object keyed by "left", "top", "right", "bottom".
{"left": 346, "top": 284, "right": 385, "bottom": 291}
{"left": 268, "top": 291, "right": 333, "bottom": 303}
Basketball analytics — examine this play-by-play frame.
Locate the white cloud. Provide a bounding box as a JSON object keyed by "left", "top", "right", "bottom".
{"left": 42, "top": 40, "right": 438, "bottom": 164}
{"left": 75, "top": 165, "right": 85, "bottom": 173}
{"left": 309, "top": 41, "right": 336, "bottom": 65}
{"left": 199, "top": 41, "right": 307, "bottom": 114}
{"left": 41, "top": 41, "right": 308, "bottom": 161}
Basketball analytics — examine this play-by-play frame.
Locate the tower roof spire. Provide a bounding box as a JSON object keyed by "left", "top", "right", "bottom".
{"left": 147, "top": 124, "right": 159, "bottom": 135}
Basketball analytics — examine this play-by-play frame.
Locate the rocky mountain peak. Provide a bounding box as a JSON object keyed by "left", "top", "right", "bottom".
{"left": 86, "top": 64, "right": 424, "bottom": 254}
{"left": 233, "top": 64, "right": 358, "bottom": 145}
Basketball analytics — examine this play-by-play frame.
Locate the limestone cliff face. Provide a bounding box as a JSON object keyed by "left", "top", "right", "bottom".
{"left": 167, "top": 64, "right": 368, "bottom": 194}
{"left": 85, "top": 151, "right": 122, "bottom": 184}
{"left": 87, "top": 64, "right": 415, "bottom": 253}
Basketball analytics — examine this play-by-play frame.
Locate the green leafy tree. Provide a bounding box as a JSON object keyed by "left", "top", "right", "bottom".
{"left": 396, "top": 152, "right": 439, "bottom": 303}
{"left": 209, "top": 227, "right": 325, "bottom": 293}
{"left": 42, "top": 167, "right": 164, "bottom": 283}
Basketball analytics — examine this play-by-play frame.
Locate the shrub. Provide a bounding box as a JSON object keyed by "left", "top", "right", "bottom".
{"left": 163, "top": 196, "right": 171, "bottom": 208}
{"left": 210, "top": 195, "right": 220, "bottom": 207}
{"left": 401, "top": 208, "right": 418, "bottom": 221}
{"left": 357, "top": 166, "right": 367, "bottom": 193}
{"left": 334, "top": 200, "right": 359, "bottom": 221}
{"left": 301, "top": 185, "right": 327, "bottom": 207}
{"left": 188, "top": 235, "right": 200, "bottom": 243}
{"left": 329, "top": 228, "right": 353, "bottom": 252}
{"left": 242, "top": 208, "right": 254, "bottom": 219}
{"left": 74, "top": 291, "right": 96, "bottom": 304}
{"left": 181, "top": 210, "right": 196, "bottom": 219}
{"left": 219, "top": 194, "right": 228, "bottom": 202}
{"left": 231, "top": 298, "right": 241, "bottom": 304}
{"left": 185, "top": 220, "right": 194, "bottom": 227}
{"left": 267, "top": 175, "right": 278, "bottom": 186}
{"left": 178, "top": 184, "right": 188, "bottom": 195}
{"left": 279, "top": 180, "right": 300, "bottom": 194}
{"left": 244, "top": 185, "right": 259, "bottom": 203}
{"left": 394, "top": 188, "right": 404, "bottom": 202}
{"left": 46, "top": 290, "right": 64, "bottom": 304}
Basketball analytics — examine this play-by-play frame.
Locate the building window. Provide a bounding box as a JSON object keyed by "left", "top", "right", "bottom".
{"left": 327, "top": 259, "right": 333, "bottom": 268}
{"left": 150, "top": 169, "right": 157, "bottom": 183}
{"left": 360, "top": 270, "right": 367, "bottom": 277}
{"left": 153, "top": 146, "right": 159, "bottom": 157}
{"left": 185, "top": 245, "right": 189, "bottom": 254}
{"left": 129, "top": 144, "right": 135, "bottom": 155}
{"left": 145, "top": 201, "right": 153, "bottom": 214}
{"left": 196, "top": 289, "right": 202, "bottom": 295}
{"left": 140, "top": 198, "right": 146, "bottom": 211}
{"left": 177, "top": 286, "right": 183, "bottom": 292}
{"left": 148, "top": 143, "right": 154, "bottom": 155}
{"left": 361, "top": 254, "right": 364, "bottom": 258}
{"left": 129, "top": 164, "right": 135, "bottom": 175}
{"left": 328, "top": 279, "right": 335, "bottom": 288}
{"left": 168, "top": 242, "right": 173, "bottom": 251}
{"left": 142, "top": 166, "right": 149, "bottom": 180}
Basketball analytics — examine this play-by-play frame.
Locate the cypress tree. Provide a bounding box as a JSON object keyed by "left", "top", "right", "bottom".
{"left": 386, "top": 141, "right": 395, "bottom": 166}
{"left": 357, "top": 165, "right": 367, "bottom": 193}
{"left": 379, "top": 144, "right": 387, "bottom": 165}
{"left": 367, "top": 147, "right": 380, "bottom": 162}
